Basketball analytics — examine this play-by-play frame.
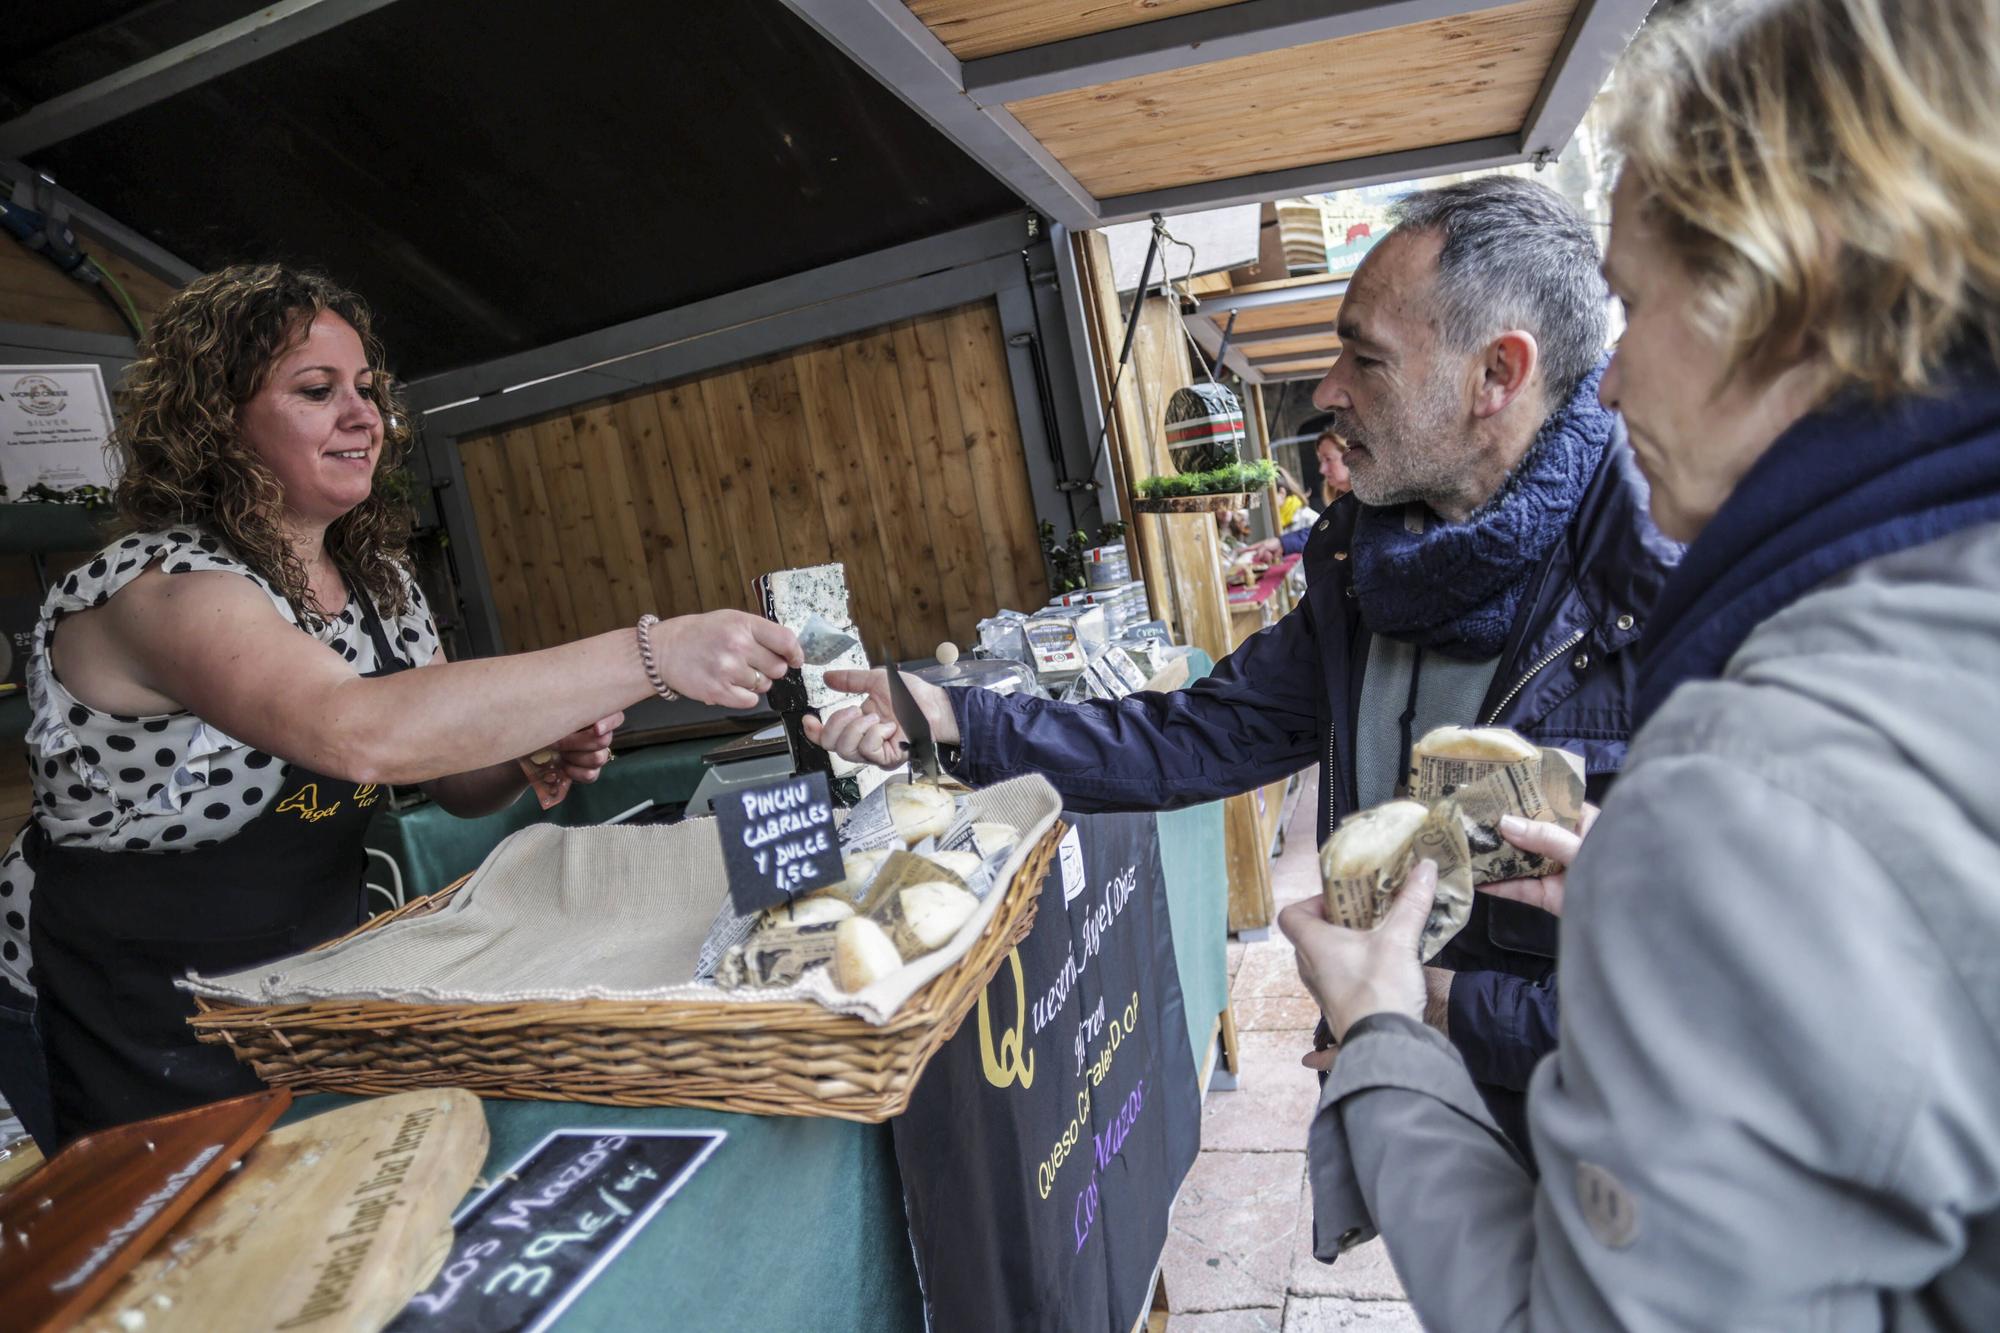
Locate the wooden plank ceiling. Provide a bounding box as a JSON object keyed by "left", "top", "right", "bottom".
{"left": 998, "top": 0, "right": 1577, "bottom": 199}
{"left": 906, "top": 0, "right": 1252, "bottom": 60}
{"left": 1190, "top": 274, "right": 1346, "bottom": 382}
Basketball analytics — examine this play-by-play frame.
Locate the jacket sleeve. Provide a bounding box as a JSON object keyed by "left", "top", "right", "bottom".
{"left": 1280, "top": 527, "right": 1312, "bottom": 557}
{"left": 947, "top": 599, "right": 1322, "bottom": 811}
{"left": 1308, "top": 750, "right": 1993, "bottom": 1331}
{"left": 1446, "top": 970, "right": 1559, "bottom": 1092}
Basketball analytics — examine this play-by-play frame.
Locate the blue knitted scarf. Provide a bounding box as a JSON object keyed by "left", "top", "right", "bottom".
{"left": 1633, "top": 364, "right": 2000, "bottom": 728}
{"left": 1352, "top": 363, "right": 1614, "bottom": 660}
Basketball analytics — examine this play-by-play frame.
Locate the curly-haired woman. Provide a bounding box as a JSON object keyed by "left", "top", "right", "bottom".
{"left": 0, "top": 265, "right": 801, "bottom": 1147}
{"left": 1282, "top": 0, "right": 2000, "bottom": 1324}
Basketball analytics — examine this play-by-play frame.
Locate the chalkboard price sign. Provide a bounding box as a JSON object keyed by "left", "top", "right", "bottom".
{"left": 388, "top": 1129, "right": 724, "bottom": 1333}
{"left": 716, "top": 769, "right": 842, "bottom": 914}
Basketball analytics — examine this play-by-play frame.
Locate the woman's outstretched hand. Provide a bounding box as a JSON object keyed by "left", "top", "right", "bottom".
{"left": 651, "top": 611, "right": 803, "bottom": 709}
{"left": 1481, "top": 803, "right": 1601, "bottom": 919}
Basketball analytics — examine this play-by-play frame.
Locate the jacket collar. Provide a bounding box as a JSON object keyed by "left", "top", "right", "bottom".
{"left": 1316, "top": 415, "right": 1679, "bottom": 679}
{"left": 1558, "top": 418, "right": 1681, "bottom": 658}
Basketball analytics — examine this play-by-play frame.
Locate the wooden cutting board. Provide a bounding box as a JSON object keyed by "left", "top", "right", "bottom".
{"left": 77, "top": 1090, "right": 488, "bottom": 1333}
{"left": 0, "top": 1089, "right": 291, "bottom": 1333}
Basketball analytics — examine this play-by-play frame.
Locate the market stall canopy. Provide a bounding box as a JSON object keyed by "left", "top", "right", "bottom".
{"left": 779, "top": 0, "right": 1655, "bottom": 229}
{"left": 1184, "top": 270, "right": 1347, "bottom": 384}
{"left": 0, "top": 0, "right": 1024, "bottom": 377}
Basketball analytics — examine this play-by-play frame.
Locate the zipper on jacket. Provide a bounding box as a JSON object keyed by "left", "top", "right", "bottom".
{"left": 1325, "top": 729, "right": 1338, "bottom": 838}
{"left": 1481, "top": 627, "right": 1587, "bottom": 726}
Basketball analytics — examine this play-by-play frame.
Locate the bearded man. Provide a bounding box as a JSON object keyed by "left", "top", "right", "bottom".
{"left": 811, "top": 175, "right": 1679, "bottom": 1143}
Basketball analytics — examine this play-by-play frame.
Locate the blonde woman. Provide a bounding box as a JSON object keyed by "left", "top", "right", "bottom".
{"left": 1282, "top": 0, "right": 2000, "bottom": 1325}
{"left": 0, "top": 265, "right": 801, "bottom": 1147}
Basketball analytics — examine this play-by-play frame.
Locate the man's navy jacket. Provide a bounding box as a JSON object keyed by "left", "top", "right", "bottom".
{"left": 948, "top": 427, "right": 1680, "bottom": 1092}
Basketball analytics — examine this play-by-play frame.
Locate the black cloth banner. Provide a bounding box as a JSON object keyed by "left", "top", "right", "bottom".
{"left": 892, "top": 810, "right": 1202, "bottom": 1332}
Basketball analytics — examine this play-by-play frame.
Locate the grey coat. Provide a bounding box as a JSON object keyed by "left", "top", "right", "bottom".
{"left": 1308, "top": 521, "right": 2000, "bottom": 1331}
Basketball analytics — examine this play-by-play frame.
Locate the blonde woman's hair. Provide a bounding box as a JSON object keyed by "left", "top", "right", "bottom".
{"left": 115, "top": 264, "right": 416, "bottom": 626}
{"left": 1611, "top": 0, "right": 2000, "bottom": 399}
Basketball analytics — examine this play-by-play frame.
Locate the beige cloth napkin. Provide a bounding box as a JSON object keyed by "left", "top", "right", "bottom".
{"left": 184, "top": 775, "right": 1062, "bottom": 1025}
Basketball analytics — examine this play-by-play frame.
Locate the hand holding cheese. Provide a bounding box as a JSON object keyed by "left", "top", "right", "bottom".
{"left": 1281, "top": 862, "right": 1439, "bottom": 1043}
{"left": 1483, "top": 802, "right": 1602, "bottom": 918}
{"left": 1318, "top": 800, "right": 1474, "bottom": 962}
{"left": 1406, "top": 725, "right": 1586, "bottom": 885}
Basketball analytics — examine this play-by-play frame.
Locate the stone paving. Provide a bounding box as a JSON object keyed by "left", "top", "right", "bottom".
{"left": 1161, "top": 772, "right": 1423, "bottom": 1331}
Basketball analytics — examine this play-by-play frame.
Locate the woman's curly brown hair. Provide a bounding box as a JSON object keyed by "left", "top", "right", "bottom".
{"left": 114, "top": 264, "right": 416, "bottom": 626}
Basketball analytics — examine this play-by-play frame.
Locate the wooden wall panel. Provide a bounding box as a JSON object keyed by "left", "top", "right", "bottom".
{"left": 949, "top": 301, "right": 1046, "bottom": 615}
{"left": 455, "top": 299, "right": 1048, "bottom": 661}
{"left": 0, "top": 226, "right": 181, "bottom": 335}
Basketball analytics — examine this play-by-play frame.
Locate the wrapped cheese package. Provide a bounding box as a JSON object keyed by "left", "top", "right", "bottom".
{"left": 835, "top": 916, "right": 906, "bottom": 991}
{"left": 1408, "top": 725, "right": 1586, "bottom": 883}
{"left": 1317, "top": 799, "right": 1474, "bottom": 962}
{"left": 718, "top": 920, "right": 844, "bottom": 989}
{"left": 757, "top": 896, "right": 853, "bottom": 929}
{"left": 870, "top": 881, "right": 978, "bottom": 959}
{"left": 887, "top": 782, "right": 954, "bottom": 845}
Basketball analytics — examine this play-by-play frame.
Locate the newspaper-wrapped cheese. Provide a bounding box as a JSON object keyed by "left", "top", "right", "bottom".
{"left": 970, "top": 821, "right": 1018, "bottom": 860}
{"left": 717, "top": 920, "right": 843, "bottom": 990}
{"left": 870, "top": 881, "right": 978, "bottom": 959}
{"left": 1405, "top": 726, "right": 1537, "bottom": 795}
{"left": 888, "top": 782, "right": 954, "bottom": 845}
{"left": 857, "top": 850, "right": 970, "bottom": 915}
{"left": 756, "top": 896, "right": 853, "bottom": 929}
{"left": 924, "top": 849, "right": 984, "bottom": 883}
{"left": 834, "top": 916, "right": 905, "bottom": 991}
{"left": 807, "top": 848, "right": 893, "bottom": 908}
{"left": 1408, "top": 725, "right": 1585, "bottom": 883}
{"left": 1318, "top": 799, "right": 1475, "bottom": 962}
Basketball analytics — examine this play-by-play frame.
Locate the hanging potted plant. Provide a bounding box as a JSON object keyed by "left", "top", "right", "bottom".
{"left": 1131, "top": 381, "right": 1275, "bottom": 513}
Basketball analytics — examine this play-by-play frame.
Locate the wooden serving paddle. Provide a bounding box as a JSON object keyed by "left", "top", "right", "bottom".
{"left": 77, "top": 1089, "right": 489, "bottom": 1333}
{"left": 0, "top": 1088, "right": 292, "bottom": 1333}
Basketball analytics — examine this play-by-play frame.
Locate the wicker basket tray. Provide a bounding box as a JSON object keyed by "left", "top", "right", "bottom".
{"left": 187, "top": 822, "right": 1063, "bottom": 1123}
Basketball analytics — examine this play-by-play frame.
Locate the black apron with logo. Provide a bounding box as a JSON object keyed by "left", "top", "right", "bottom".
{"left": 30, "top": 585, "right": 408, "bottom": 1145}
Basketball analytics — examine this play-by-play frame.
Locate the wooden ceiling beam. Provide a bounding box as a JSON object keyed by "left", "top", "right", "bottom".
{"left": 961, "top": 0, "right": 1504, "bottom": 105}
{"left": 0, "top": 0, "right": 408, "bottom": 159}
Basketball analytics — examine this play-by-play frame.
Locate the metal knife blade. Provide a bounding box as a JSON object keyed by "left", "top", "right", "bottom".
{"left": 884, "top": 660, "right": 939, "bottom": 779}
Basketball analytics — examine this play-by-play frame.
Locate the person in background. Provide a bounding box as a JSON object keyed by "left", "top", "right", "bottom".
{"left": 0, "top": 264, "right": 801, "bottom": 1148}
{"left": 1274, "top": 466, "right": 1318, "bottom": 535}
{"left": 811, "top": 175, "right": 1680, "bottom": 1151}
{"left": 1249, "top": 421, "right": 1353, "bottom": 564}
{"left": 1284, "top": 1, "right": 2000, "bottom": 1324}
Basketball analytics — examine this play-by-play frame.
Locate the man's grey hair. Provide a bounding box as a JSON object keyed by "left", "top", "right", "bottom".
{"left": 1387, "top": 175, "right": 1608, "bottom": 407}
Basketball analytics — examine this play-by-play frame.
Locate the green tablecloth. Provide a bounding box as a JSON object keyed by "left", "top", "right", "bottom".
{"left": 281, "top": 1095, "right": 923, "bottom": 1332}
{"left": 1157, "top": 650, "right": 1228, "bottom": 1073}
